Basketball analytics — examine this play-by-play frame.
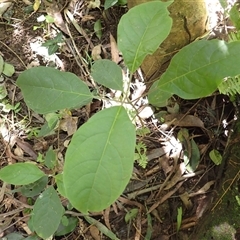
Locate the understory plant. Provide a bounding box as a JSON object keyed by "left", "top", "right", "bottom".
{"left": 1, "top": 1, "right": 240, "bottom": 239}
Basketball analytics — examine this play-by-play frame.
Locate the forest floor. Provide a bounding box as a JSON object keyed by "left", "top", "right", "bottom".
{"left": 0, "top": 0, "right": 238, "bottom": 240}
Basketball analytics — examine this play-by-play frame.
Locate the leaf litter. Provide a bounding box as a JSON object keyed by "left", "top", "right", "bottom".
{"left": 0, "top": 0, "right": 237, "bottom": 239}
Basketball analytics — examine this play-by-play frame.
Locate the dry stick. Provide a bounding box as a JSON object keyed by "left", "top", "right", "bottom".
{"left": 0, "top": 40, "right": 27, "bottom": 69}
{"left": 0, "top": 207, "right": 25, "bottom": 218}
{"left": 147, "top": 181, "right": 185, "bottom": 213}
{"left": 64, "top": 9, "right": 94, "bottom": 49}
{"left": 63, "top": 25, "right": 87, "bottom": 76}
{"left": 211, "top": 169, "right": 240, "bottom": 211}
{"left": 1, "top": 214, "right": 30, "bottom": 233}
{"left": 127, "top": 170, "right": 204, "bottom": 199}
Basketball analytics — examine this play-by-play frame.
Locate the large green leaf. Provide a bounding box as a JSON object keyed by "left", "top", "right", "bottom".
{"left": 63, "top": 106, "right": 136, "bottom": 213}
{"left": 104, "top": 0, "right": 117, "bottom": 9}
{"left": 32, "top": 186, "right": 64, "bottom": 239}
{"left": 149, "top": 40, "right": 240, "bottom": 107}
{"left": 91, "top": 59, "right": 123, "bottom": 91}
{"left": 0, "top": 163, "right": 45, "bottom": 185}
{"left": 17, "top": 66, "right": 93, "bottom": 114}
{"left": 117, "top": 1, "right": 172, "bottom": 73}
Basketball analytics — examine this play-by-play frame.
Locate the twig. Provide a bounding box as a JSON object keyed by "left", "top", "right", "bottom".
{"left": 0, "top": 40, "right": 27, "bottom": 69}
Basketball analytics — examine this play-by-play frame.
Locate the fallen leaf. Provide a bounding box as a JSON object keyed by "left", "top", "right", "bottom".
{"left": 15, "top": 138, "right": 38, "bottom": 160}
{"left": 89, "top": 225, "right": 101, "bottom": 240}
{"left": 14, "top": 146, "right": 24, "bottom": 157}
{"left": 59, "top": 116, "right": 78, "bottom": 136}
{"left": 92, "top": 44, "right": 102, "bottom": 61}
{"left": 46, "top": 3, "right": 69, "bottom": 35}
{"left": 33, "top": 0, "right": 41, "bottom": 12}
{"left": 0, "top": 1, "right": 12, "bottom": 17}
{"left": 110, "top": 33, "right": 120, "bottom": 64}
{"left": 164, "top": 162, "right": 185, "bottom": 190}
{"left": 179, "top": 192, "right": 193, "bottom": 210}
{"left": 164, "top": 114, "right": 205, "bottom": 128}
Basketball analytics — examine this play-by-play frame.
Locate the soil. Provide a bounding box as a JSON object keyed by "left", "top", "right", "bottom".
{"left": 0, "top": 1, "right": 239, "bottom": 240}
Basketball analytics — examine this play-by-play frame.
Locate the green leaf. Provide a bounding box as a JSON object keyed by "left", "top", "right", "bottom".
{"left": 230, "top": 3, "right": 240, "bottom": 30}
{"left": 32, "top": 186, "right": 64, "bottom": 239}
{"left": 149, "top": 40, "right": 240, "bottom": 107}
{"left": 117, "top": 1, "right": 172, "bottom": 73}
{"left": 218, "top": 0, "right": 228, "bottom": 9}
{"left": 190, "top": 139, "right": 200, "bottom": 172}
{"left": 104, "top": 0, "right": 118, "bottom": 9}
{"left": 55, "top": 173, "right": 66, "bottom": 197}
{"left": 63, "top": 106, "right": 136, "bottom": 213}
{"left": 55, "top": 216, "right": 78, "bottom": 236}
{"left": 209, "top": 149, "right": 222, "bottom": 165}
{"left": 4, "top": 233, "right": 24, "bottom": 240}
{"left": 94, "top": 19, "right": 102, "bottom": 39}
{"left": 0, "top": 83, "right": 7, "bottom": 100}
{"left": 91, "top": 59, "right": 123, "bottom": 91}
{"left": 125, "top": 208, "right": 138, "bottom": 223}
{"left": 18, "top": 176, "right": 48, "bottom": 197}
{"left": 0, "top": 163, "right": 45, "bottom": 185}
{"left": 177, "top": 206, "right": 182, "bottom": 232}
{"left": 0, "top": 55, "right": 4, "bottom": 75}
{"left": 17, "top": 66, "right": 93, "bottom": 114}
{"left": 47, "top": 44, "right": 59, "bottom": 55}
{"left": 118, "top": 0, "right": 127, "bottom": 6}
{"left": 3, "top": 62, "right": 15, "bottom": 77}
{"left": 44, "top": 146, "right": 57, "bottom": 169}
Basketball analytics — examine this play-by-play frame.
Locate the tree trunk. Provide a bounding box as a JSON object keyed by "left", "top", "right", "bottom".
{"left": 128, "top": 0, "right": 208, "bottom": 82}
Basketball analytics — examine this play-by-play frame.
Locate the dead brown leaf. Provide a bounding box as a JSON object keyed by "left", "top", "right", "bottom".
{"left": 92, "top": 44, "right": 102, "bottom": 61}
{"left": 110, "top": 33, "right": 120, "bottom": 64}
{"left": 59, "top": 116, "right": 78, "bottom": 136}
{"left": 164, "top": 114, "right": 205, "bottom": 128}
{"left": 15, "top": 138, "right": 37, "bottom": 160}
{"left": 46, "top": 3, "right": 69, "bottom": 35}
{"left": 164, "top": 162, "right": 185, "bottom": 190}
{"left": 179, "top": 192, "right": 193, "bottom": 210}
{"left": 89, "top": 225, "right": 101, "bottom": 240}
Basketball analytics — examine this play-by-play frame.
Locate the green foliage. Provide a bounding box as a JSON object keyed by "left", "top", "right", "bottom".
{"left": 125, "top": 208, "right": 138, "bottom": 223}
{"left": 17, "top": 66, "right": 93, "bottom": 114}
{"left": 94, "top": 19, "right": 102, "bottom": 39}
{"left": 0, "top": 55, "right": 15, "bottom": 77}
{"left": 149, "top": 40, "right": 240, "bottom": 107}
{"left": 63, "top": 106, "right": 136, "bottom": 213}
{"left": 17, "top": 176, "right": 48, "bottom": 197}
{"left": 218, "top": 75, "right": 240, "bottom": 96}
{"left": 229, "top": 2, "right": 240, "bottom": 30}
{"left": 177, "top": 206, "right": 182, "bottom": 232}
{"left": 55, "top": 216, "right": 78, "bottom": 236}
{"left": 0, "top": 163, "right": 45, "bottom": 185}
{"left": 42, "top": 32, "right": 63, "bottom": 55}
{"left": 104, "top": 0, "right": 127, "bottom": 9}
{"left": 134, "top": 142, "right": 148, "bottom": 168}
{"left": 44, "top": 146, "right": 57, "bottom": 169}
{"left": 2, "top": 1, "right": 240, "bottom": 238}
{"left": 118, "top": 1, "right": 173, "bottom": 73}
{"left": 209, "top": 149, "right": 222, "bottom": 165}
{"left": 32, "top": 186, "right": 64, "bottom": 239}
{"left": 91, "top": 59, "right": 123, "bottom": 91}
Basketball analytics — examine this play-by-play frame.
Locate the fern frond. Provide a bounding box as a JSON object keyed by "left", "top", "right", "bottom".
{"left": 218, "top": 75, "right": 240, "bottom": 96}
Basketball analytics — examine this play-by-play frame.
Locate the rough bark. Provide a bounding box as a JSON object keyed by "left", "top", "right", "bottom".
{"left": 128, "top": 0, "right": 208, "bottom": 83}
